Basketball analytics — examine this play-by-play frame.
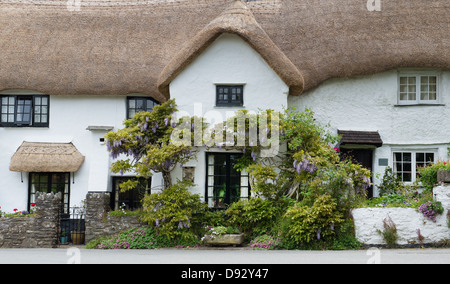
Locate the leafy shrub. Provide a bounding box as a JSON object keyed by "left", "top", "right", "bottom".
{"left": 281, "top": 194, "right": 344, "bottom": 246}
{"left": 140, "top": 180, "right": 208, "bottom": 241}
{"left": 378, "top": 167, "right": 405, "bottom": 196}
{"left": 225, "top": 197, "right": 289, "bottom": 237}
{"left": 418, "top": 161, "right": 450, "bottom": 192}
{"left": 86, "top": 227, "right": 199, "bottom": 249}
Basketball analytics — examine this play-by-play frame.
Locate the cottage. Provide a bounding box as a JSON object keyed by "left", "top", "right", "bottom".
{"left": 0, "top": 0, "right": 449, "bottom": 213}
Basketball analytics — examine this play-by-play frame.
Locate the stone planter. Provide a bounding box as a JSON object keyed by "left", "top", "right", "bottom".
{"left": 204, "top": 234, "right": 244, "bottom": 247}
{"left": 437, "top": 170, "right": 450, "bottom": 183}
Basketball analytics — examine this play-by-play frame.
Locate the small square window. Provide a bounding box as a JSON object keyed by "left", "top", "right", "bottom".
{"left": 216, "top": 85, "right": 244, "bottom": 107}
{"left": 398, "top": 73, "right": 439, "bottom": 105}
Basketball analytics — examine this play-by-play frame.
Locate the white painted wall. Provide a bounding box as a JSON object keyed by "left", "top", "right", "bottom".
{"left": 170, "top": 33, "right": 289, "bottom": 123}
{"left": 0, "top": 93, "right": 163, "bottom": 213}
{"left": 290, "top": 70, "right": 450, "bottom": 195}
{"left": 352, "top": 185, "right": 450, "bottom": 245}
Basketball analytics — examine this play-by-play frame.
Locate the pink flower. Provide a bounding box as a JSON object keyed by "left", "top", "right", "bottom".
{"left": 334, "top": 147, "right": 340, "bottom": 153}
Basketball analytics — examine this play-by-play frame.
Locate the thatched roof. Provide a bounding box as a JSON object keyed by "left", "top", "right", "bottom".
{"left": 158, "top": 0, "right": 304, "bottom": 97}
{"left": 0, "top": 0, "right": 449, "bottom": 101}
{"left": 10, "top": 142, "right": 85, "bottom": 173}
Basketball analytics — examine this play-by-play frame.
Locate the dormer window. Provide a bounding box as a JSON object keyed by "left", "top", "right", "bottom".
{"left": 398, "top": 72, "right": 440, "bottom": 105}
{"left": 216, "top": 85, "right": 244, "bottom": 107}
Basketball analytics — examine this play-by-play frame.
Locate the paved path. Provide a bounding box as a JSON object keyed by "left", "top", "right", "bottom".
{"left": 0, "top": 247, "right": 449, "bottom": 264}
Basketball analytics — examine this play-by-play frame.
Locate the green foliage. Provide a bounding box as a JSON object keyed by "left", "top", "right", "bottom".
{"left": 245, "top": 164, "right": 279, "bottom": 199}
{"left": 418, "top": 160, "right": 450, "bottom": 192}
{"left": 140, "top": 180, "right": 208, "bottom": 241}
{"left": 378, "top": 167, "right": 406, "bottom": 196}
{"left": 281, "top": 194, "right": 344, "bottom": 245}
{"left": 106, "top": 99, "right": 206, "bottom": 189}
{"left": 377, "top": 216, "right": 398, "bottom": 248}
{"left": 225, "top": 197, "right": 290, "bottom": 237}
{"left": 86, "top": 227, "right": 199, "bottom": 249}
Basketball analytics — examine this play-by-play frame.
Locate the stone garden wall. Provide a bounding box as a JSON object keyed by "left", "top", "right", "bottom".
{"left": 0, "top": 192, "right": 61, "bottom": 248}
{"left": 0, "top": 191, "right": 144, "bottom": 248}
{"left": 352, "top": 184, "right": 450, "bottom": 246}
{"left": 84, "top": 192, "right": 144, "bottom": 244}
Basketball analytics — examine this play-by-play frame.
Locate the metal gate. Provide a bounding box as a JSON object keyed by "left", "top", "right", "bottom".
{"left": 59, "top": 206, "right": 86, "bottom": 245}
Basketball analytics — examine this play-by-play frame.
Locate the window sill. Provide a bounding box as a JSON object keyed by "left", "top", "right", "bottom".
{"left": 394, "top": 103, "right": 445, "bottom": 107}
{"left": 214, "top": 106, "right": 246, "bottom": 109}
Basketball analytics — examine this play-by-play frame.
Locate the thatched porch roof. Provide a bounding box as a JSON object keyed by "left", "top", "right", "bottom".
{"left": 10, "top": 142, "right": 85, "bottom": 173}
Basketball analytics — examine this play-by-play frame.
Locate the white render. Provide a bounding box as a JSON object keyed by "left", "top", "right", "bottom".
{"left": 290, "top": 69, "right": 450, "bottom": 196}
{"left": 352, "top": 185, "right": 450, "bottom": 246}
{"left": 170, "top": 33, "right": 289, "bottom": 123}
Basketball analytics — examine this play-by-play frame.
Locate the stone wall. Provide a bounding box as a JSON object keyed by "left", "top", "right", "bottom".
{"left": 0, "top": 191, "right": 145, "bottom": 248}
{"left": 0, "top": 192, "right": 61, "bottom": 248}
{"left": 85, "top": 192, "right": 144, "bottom": 243}
{"left": 352, "top": 185, "right": 450, "bottom": 246}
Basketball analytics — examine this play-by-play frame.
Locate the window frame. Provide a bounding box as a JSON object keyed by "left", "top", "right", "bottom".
{"left": 392, "top": 150, "right": 436, "bottom": 183}
{"left": 28, "top": 172, "right": 70, "bottom": 213}
{"left": 397, "top": 71, "right": 441, "bottom": 105}
{"left": 126, "top": 96, "right": 159, "bottom": 119}
{"left": 215, "top": 85, "right": 244, "bottom": 107}
{"left": 205, "top": 152, "right": 250, "bottom": 209}
{"left": 0, "top": 95, "right": 50, "bottom": 127}
{"left": 111, "top": 176, "right": 151, "bottom": 211}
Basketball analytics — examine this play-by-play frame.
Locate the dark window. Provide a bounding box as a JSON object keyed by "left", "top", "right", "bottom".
{"left": 393, "top": 151, "right": 435, "bottom": 182}
{"left": 0, "top": 95, "right": 49, "bottom": 127}
{"left": 127, "top": 97, "right": 159, "bottom": 119}
{"left": 111, "top": 177, "right": 151, "bottom": 211}
{"left": 206, "top": 153, "right": 250, "bottom": 209}
{"left": 216, "top": 85, "right": 244, "bottom": 107}
{"left": 29, "top": 173, "right": 70, "bottom": 213}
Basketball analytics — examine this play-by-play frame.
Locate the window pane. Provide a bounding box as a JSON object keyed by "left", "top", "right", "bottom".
{"left": 416, "top": 153, "right": 425, "bottom": 162}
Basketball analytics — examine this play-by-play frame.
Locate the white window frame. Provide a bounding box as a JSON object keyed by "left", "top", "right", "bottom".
{"left": 392, "top": 149, "right": 437, "bottom": 183}
{"left": 397, "top": 70, "right": 441, "bottom": 105}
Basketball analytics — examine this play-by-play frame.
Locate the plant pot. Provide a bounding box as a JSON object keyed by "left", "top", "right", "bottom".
{"left": 71, "top": 232, "right": 85, "bottom": 245}
{"left": 60, "top": 236, "right": 68, "bottom": 244}
{"left": 204, "top": 234, "right": 244, "bottom": 247}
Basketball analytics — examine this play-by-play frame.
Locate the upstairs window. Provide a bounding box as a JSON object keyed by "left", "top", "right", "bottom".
{"left": 0, "top": 95, "right": 49, "bottom": 127}
{"left": 127, "top": 97, "right": 159, "bottom": 119}
{"left": 398, "top": 73, "right": 439, "bottom": 105}
{"left": 216, "top": 85, "right": 244, "bottom": 107}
